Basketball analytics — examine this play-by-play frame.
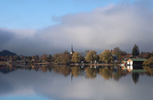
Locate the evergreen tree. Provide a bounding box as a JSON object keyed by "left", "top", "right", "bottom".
{"left": 48, "top": 54, "right": 53, "bottom": 62}
{"left": 132, "top": 44, "right": 140, "bottom": 56}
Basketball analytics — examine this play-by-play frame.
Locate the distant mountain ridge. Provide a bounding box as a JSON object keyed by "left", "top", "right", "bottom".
{"left": 0, "top": 50, "right": 17, "bottom": 56}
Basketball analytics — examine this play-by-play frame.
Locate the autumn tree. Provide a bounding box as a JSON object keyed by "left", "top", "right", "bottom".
{"left": 62, "top": 50, "right": 71, "bottom": 62}
{"left": 121, "top": 51, "right": 127, "bottom": 56}
{"left": 53, "top": 53, "right": 59, "bottom": 62}
{"left": 120, "top": 51, "right": 128, "bottom": 60}
{"left": 79, "top": 52, "right": 86, "bottom": 61}
{"left": 26, "top": 56, "right": 32, "bottom": 62}
{"left": 99, "top": 49, "right": 112, "bottom": 63}
{"left": 85, "top": 50, "right": 97, "bottom": 63}
{"left": 53, "top": 53, "right": 63, "bottom": 62}
{"left": 112, "top": 47, "right": 121, "bottom": 58}
{"left": 71, "top": 51, "right": 81, "bottom": 62}
{"left": 145, "top": 52, "right": 152, "bottom": 59}
{"left": 85, "top": 50, "right": 90, "bottom": 55}
{"left": 132, "top": 44, "right": 140, "bottom": 56}
{"left": 56, "top": 53, "right": 63, "bottom": 62}
{"left": 143, "top": 56, "right": 153, "bottom": 65}
{"left": 32, "top": 55, "right": 39, "bottom": 61}
{"left": 53, "top": 51, "right": 71, "bottom": 63}
{"left": 42, "top": 54, "right": 47, "bottom": 61}
{"left": 35, "top": 55, "right": 39, "bottom": 61}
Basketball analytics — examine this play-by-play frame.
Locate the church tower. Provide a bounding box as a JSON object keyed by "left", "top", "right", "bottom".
{"left": 70, "top": 44, "right": 74, "bottom": 55}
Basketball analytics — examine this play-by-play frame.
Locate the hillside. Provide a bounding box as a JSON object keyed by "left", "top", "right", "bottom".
{"left": 0, "top": 50, "right": 17, "bottom": 56}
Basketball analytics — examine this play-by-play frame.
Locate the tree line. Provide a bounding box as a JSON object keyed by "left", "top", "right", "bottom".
{"left": 31, "top": 44, "right": 151, "bottom": 64}
{"left": 1, "top": 44, "right": 153, "bottom": 64}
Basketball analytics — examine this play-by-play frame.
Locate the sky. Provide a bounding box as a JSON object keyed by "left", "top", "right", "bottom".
{"left": 0, "top": 0, "right": 153, "bottom": 56}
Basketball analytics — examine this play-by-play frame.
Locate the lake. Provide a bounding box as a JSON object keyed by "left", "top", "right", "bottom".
{"left": 0, "top": 65, "right": 153, "bottom": 100}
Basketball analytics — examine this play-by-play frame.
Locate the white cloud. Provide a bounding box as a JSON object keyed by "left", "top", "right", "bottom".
{"left": 1, "top": 2, "right": 153, "bottom": 55}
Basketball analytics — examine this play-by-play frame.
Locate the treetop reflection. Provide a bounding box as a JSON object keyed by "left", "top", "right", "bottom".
{"left": 1, "top": 65, "right": 153, "bottom": 84}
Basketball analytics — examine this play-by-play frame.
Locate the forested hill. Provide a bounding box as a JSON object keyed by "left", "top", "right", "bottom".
{"left": 0, "top": 50, "right": 17, "bottom": 56}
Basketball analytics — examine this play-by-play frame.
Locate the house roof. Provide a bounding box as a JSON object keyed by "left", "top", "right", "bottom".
{"left": 129, "top": 58, "right": 146, "bottom": 61}
{"left": 131, "top": 69, "right": 145, "bottom": 72}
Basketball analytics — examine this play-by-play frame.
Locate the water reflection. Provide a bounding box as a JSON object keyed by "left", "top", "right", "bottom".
{"left": 1, "top": 65, "right": 153, "bottom": 81}
{"left": 0, "top": 65, "right": 153, "bottom": 100}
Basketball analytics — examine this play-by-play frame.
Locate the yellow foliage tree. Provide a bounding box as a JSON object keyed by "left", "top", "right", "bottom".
{"left": 99, "top": 49, "right": 112, "bottom": 63}
{"left": 71, "top": 51, "right": 81, "bottom": 63}
{"left": 85, "top": 50, "right": 97, "bottom": 63}
{"left": 143, "top": 56, "right": 153, "bottom": 65}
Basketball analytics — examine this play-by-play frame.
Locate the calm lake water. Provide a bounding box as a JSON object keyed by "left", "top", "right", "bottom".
{"left": 0, "top": 65, "right": 153, "bottom": 100}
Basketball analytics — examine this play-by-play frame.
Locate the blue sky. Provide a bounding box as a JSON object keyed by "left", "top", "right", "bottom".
{"left": 0, "top": 95, "right": 52, "bottom": 100}
{"left": 0, "top": 0, "right": 136, "bottom": 29}
{"left": 0, "top": 0, "right": 153, "bottom": 55}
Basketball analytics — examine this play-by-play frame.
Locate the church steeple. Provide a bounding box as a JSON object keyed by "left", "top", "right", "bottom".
{"left": 70, "top": 44, "right": 74, "bottom": 55}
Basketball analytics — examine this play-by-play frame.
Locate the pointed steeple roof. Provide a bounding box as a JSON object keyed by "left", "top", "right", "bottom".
{"left": 70, "top": 44, "right": 74, "bottom": 55}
